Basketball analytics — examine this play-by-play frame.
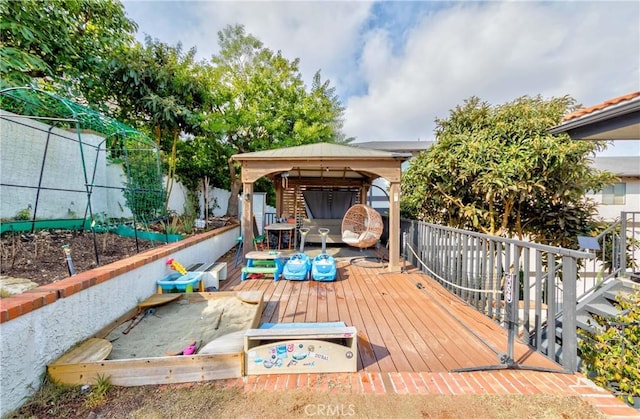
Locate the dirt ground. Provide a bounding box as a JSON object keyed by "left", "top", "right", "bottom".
{"left": 0, "top": 219, "right": 238, "bottom": 289}
{"left": 0, "top": 230, "right": 157, "bottom": 287}
{"left": 10, "top": 379, "right": 606, "bottom": 419}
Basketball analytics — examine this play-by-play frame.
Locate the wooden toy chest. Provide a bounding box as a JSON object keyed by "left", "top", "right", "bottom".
{"left": 244, "top": 323, "right": 357, "bottom": 375}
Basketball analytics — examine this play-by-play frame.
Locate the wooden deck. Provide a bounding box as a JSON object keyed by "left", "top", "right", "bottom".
{"left": 219, "top": 250, "right": 562, "bottom": 373}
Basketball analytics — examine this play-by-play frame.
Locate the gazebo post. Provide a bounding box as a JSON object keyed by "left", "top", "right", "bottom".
{"left": 388, "top": 182, "right": 401, "bottom": 271}
{"left": 275, "top": 179, "right": 282, "bottom": 218}
{"left": 241, "top": 182, "right": 254, "bottom": 258}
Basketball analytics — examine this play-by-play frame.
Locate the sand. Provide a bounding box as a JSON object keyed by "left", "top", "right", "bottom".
{"left": 106, "top": 295, "right": 259, "bottom": 359}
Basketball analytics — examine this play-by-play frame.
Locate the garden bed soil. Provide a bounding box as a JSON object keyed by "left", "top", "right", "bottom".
{"left": 1, "top": 230, "right": 156, "bottom": 287}
{"left": 0, "top": 218, "right": 235, "bottom": 289}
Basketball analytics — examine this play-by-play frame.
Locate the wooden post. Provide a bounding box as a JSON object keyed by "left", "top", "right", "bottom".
{"left": 388, "top": 182, "right": 400, "bottom": 271}
{"left": 242, "top": 182, "right": 254, "bottom": 259}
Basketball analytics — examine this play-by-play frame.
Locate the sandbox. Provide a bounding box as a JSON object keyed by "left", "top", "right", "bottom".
{"left": 48, "top": 291, "right": 264, "bottom": 386}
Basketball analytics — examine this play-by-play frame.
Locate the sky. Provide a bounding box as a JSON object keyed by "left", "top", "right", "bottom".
{"left": 122, "top": 0, "right": 640, "bottom": 156}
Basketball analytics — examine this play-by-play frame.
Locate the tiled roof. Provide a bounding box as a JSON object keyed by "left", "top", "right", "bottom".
{"left": 563, "top": 91, "right": 640, "bottom": 122}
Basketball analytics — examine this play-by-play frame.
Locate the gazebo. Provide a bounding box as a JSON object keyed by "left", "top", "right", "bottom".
{"left": 231, "top": 142, "right": 411, "bottom": 272}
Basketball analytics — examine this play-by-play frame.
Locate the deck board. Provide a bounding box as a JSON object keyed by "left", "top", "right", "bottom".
{"left": 383, "top": 273, "right": 495, "bottom": 370}
{"left": 338, "top": 267, "right": 378, "bottom": 371}
{"left": 354, "top": 265, "right": 416, "bottom": 372}
{"left": 221, "top": 250, "right": 562, "bottom": 373}
{"left": 374, "top": 274, "right": 450, "bottom": 371}
{"left": 344, "top": 264, "right": 395, "bottom": 371}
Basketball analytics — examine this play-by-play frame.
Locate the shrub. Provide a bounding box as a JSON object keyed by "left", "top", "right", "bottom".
{"left": 579, "top": 289, "right": 640, "bottom": 405}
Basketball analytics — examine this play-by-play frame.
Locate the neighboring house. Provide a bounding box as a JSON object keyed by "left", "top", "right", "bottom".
{"left": 590, "top": 157, "right": 640, "bottom": 221}
{"left": 549, "top": 91, "right": 640, "bottom": 245}
{"left": 354, "top": 140, "right": 434, "bottom": 158}
{"left": 531, "top": 93, "right": 640, "bottom": 282}
{"left": 549, "top": 91, "right": 640, "bottom": 140}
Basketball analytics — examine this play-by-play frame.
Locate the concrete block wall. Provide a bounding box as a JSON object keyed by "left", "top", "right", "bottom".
{"left": 1, "top": 112, "right": 115, "bottom": 220}
{"left": 1, "top": 111, "right": 233, "bottom": 221}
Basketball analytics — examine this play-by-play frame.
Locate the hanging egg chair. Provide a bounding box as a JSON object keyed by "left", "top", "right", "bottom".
{"left": 341, "top": 204, "right": 383, "bottom": 249}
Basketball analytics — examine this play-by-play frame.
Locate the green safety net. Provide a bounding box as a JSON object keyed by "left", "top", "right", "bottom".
{"left": 0, "top": 86, "right": 166, "bottom": 234}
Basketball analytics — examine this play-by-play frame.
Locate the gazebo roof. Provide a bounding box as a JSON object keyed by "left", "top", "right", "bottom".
{"left": 232, "top": 142, "right": 411, "bottom": 161}
{"left": 232, "top": 142, "right": 411, "bottom": 183}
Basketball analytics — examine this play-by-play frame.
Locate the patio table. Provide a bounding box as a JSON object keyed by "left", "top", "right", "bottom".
{"left": 265, "top": 223, "right": 295, "bottom": 250}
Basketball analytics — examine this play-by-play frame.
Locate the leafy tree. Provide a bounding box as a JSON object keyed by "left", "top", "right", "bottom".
{"left": 401, "top": 95, "right": 617, "bottom": 247}
{"left": 175, "top": 135, "right": 230, "bottom": 219}
{"left": 0, "top": 0, "right": 136, "bottom": 93}
{"left": 210, "top": 25, "right": 346, "bottom": 217}
{"left": 579, "top": 291, "right": 640, "bottom": 405}
{"left": 88, "top": 38, "right": 217, "bottom": 212}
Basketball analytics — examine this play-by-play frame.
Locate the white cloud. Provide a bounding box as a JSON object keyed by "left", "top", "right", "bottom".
{"left": 124, "top": 1, "right": 639, "bottom": 150}
{"left": 344, "top": 2, "right": 640, "bottom": 141}
{"left": 125, "top": 1, "right": 372, "bottom": 91}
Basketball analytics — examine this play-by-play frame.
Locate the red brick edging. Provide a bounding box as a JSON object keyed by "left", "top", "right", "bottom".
{"left": 214, "top": 371, "right": 638, "bottom": 418}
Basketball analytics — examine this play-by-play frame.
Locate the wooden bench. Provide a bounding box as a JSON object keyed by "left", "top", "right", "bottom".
{"left": 244, "top": 323, "right": 357, "bottom": 374}
{"left": 197, "top": 262, "right": 228, "bottom": 291}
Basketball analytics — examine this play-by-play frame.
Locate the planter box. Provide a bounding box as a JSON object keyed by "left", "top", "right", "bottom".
{"left": 0, "top": 218, "right": 91, "bottom": 234}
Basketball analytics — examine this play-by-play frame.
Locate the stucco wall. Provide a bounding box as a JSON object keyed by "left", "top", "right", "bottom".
{"left": 0, "top": 112, "right": 105, "bottom": 219}
{"left": 587, "top": 179, "right": 640, "bottom": 221}
{"left": 0, "top": 225, "right": 239, "bottom": 417}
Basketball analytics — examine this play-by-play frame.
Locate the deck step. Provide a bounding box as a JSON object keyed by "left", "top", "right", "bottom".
{"left": 586, "top": 302, "right": 621, "bottom": 319}
{"left": 576, "top": 313, "right": 601, "bottom": 334}
{"left": 603, "top": 290, "right": 622, "bottom": 302}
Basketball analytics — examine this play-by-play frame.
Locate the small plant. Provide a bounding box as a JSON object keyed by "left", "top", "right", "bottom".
{"left": 579, "top": 290, "right": 640, "bottom": 406}
{"left": 10, "top": 375, "right": 81, "bottom": 417}
{"left": 180, "top": 214, "right": 195, "bottom": 235}
{"left": 84, "top": 374, "right": 112, "bottom": 408}
{"left": 15, "top": 207, "right": 32, "bottom": 220}
{"left": 161, "top": 216, "right": 182, "bottom": 235}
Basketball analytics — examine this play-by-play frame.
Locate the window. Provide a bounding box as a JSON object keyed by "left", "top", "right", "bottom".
{"left": 601, "top": 182, "right": 626, "bottom": 205}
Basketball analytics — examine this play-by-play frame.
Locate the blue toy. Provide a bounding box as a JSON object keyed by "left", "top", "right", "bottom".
{"left": 311, "top": 228, "right": 337, "bottom": 281}
{"left": 283, "top": 227, "right": 311, "bottom": 280}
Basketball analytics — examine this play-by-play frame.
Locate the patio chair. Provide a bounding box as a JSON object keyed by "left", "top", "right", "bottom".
{"left": 341, "top": 204, "right": 383, "bottom": 249}
{"left": 234, "top": 217, "right": 266, "bottom": 268}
